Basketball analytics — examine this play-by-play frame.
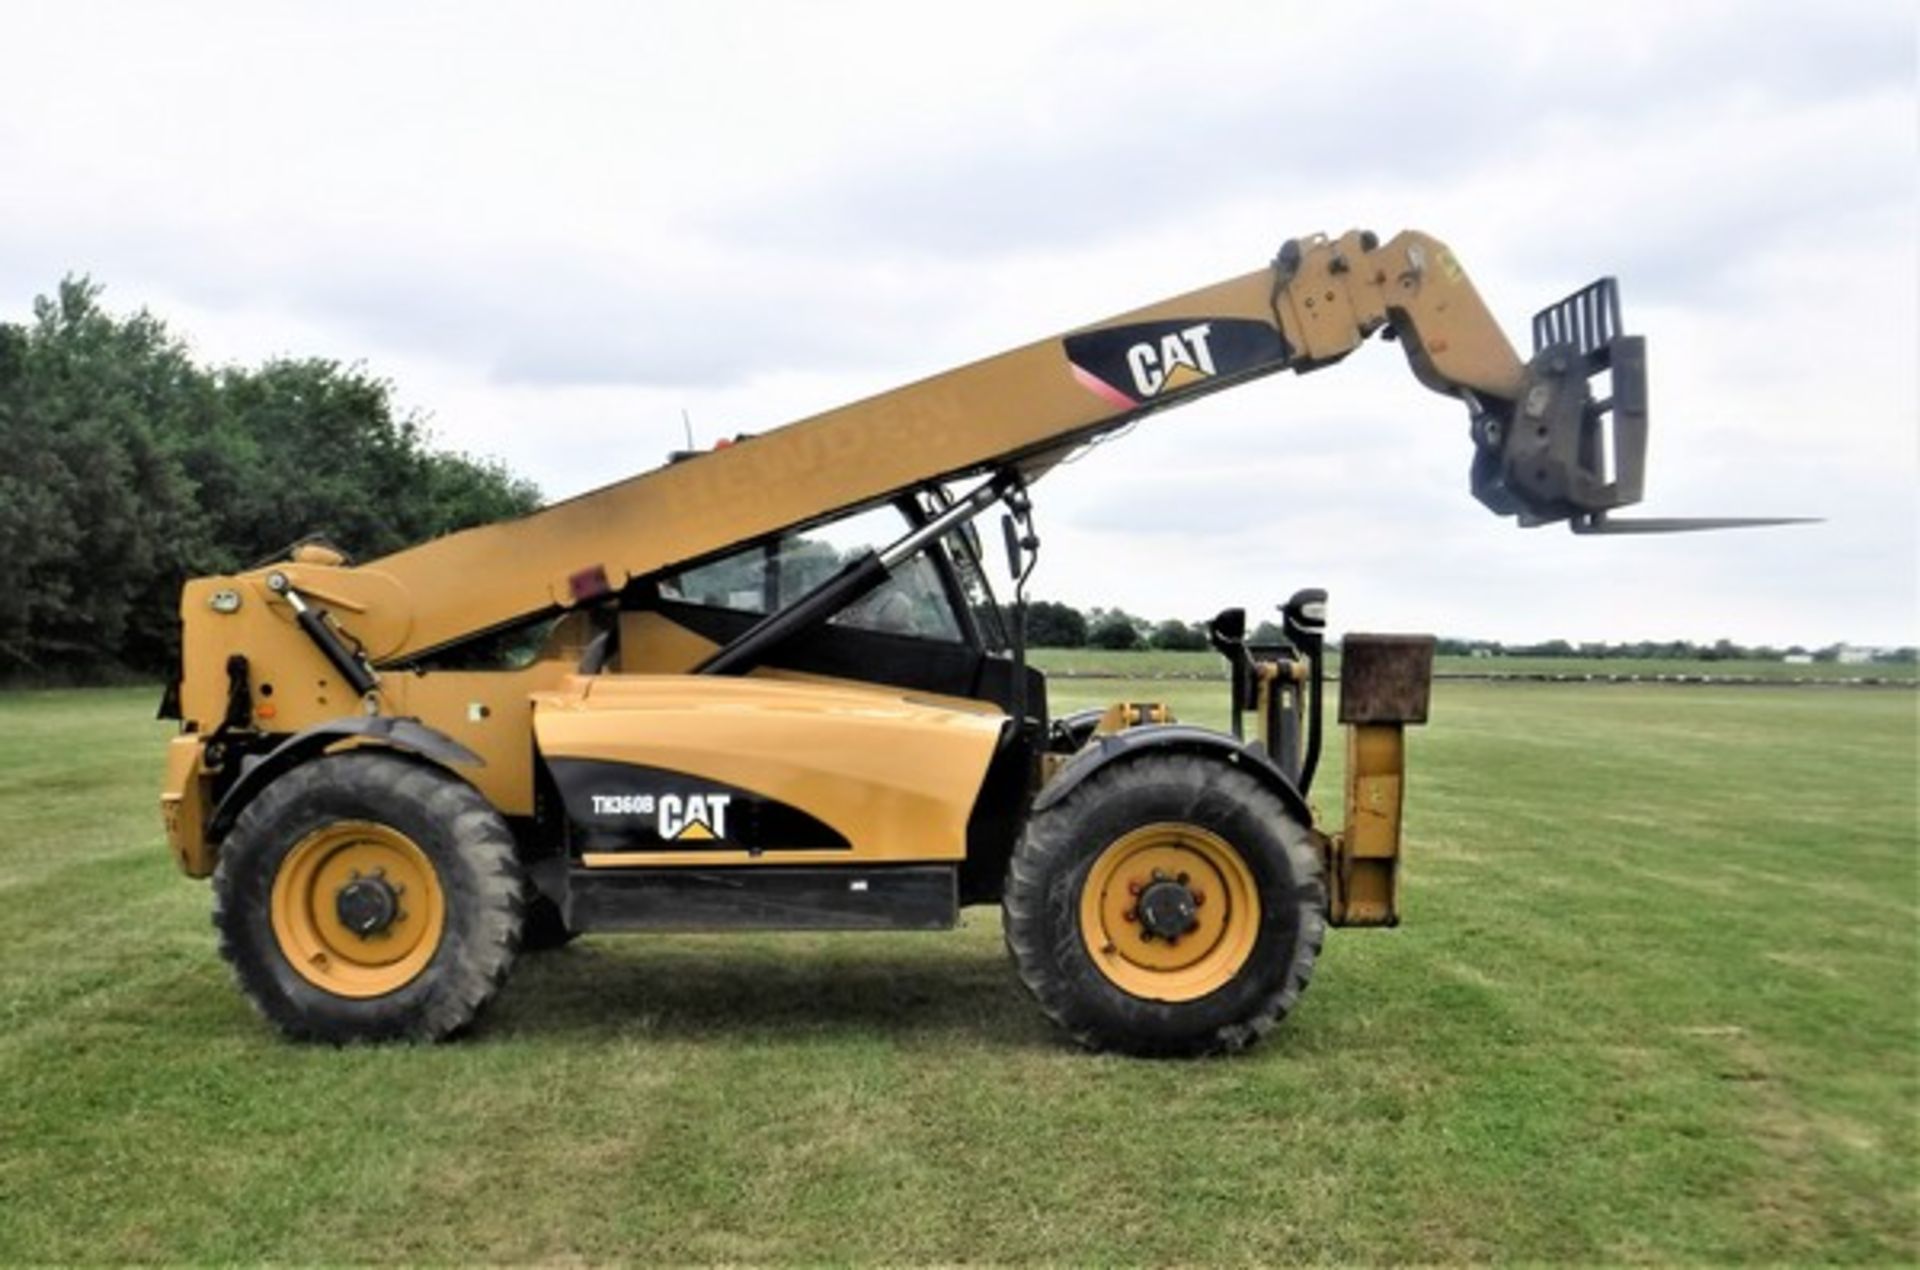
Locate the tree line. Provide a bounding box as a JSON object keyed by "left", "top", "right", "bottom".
{"left": 0, "top": 279, "right": 540, "bottom": 680}
{"left": 1022, "top": 601, "right": 1916, "bottom": 663}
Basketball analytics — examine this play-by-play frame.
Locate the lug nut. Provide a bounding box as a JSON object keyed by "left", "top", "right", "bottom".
{"left": 1177, "top": 872, "right": 1190, "bottom": 885}
{"left": 1123, "top": 907, "right": 1139, "bottom": 923}
{"left": 1192, "top": 889, "right": 1207, "bottom": 908}
{"left": 1127, "top": 879, "right": 1144, "bottom": 896}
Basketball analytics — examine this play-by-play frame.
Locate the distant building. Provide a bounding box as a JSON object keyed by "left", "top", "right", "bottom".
{"left": 1783, "top": 652, "right": 1813, "bottom": 665}
{"left": 1837, "top": 645, "right": 1875, "bottom": 665}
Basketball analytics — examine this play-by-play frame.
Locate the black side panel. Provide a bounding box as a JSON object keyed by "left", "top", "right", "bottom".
{"left": 565, "top": 865, "right": 957, "bottom": 932}
{"left": 547, "top": 758, "right": 849, "bottom": 855}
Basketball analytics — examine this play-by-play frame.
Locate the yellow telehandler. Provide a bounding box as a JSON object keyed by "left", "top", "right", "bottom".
{"left": 160, "top": 228, "right": 1764, "bottom": 1053}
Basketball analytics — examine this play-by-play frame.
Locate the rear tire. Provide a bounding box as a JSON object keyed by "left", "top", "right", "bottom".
{"left": 1003, "top": 751, "right": 1325, "bottom": 1056}
{"left": 212, "top": 752, "right": 525, "bottom": 1042}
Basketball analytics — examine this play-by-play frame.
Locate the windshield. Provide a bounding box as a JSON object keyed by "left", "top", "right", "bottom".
{"left": 658, "top": 502, "right": 965, "bottom": 643}
{"left": 922, "top": 487, "right": 1007, "bottom": 649}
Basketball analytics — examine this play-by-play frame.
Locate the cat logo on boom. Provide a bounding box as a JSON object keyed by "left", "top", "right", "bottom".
{"left": 1063, "top": 316, "right": 1289, "bottom": 409}
{"left": 1125, "top": 323, "right": 1217, "bottom": 398}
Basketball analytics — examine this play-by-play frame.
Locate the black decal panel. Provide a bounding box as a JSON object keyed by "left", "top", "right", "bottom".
{"left": 548, "top": 759, "right": 849, "bottom": 855}
{"left": 1064, "top": 317, "right": 1288, "bottom": 408}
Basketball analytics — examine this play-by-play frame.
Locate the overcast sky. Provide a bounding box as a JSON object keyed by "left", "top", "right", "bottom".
{"left": 4, "top": 1, "right": 1914, "bottom": 645}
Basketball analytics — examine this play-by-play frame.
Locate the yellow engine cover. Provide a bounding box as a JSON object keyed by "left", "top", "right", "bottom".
{"left": 532, "top": 674, "right": 1007, "bottom": 867}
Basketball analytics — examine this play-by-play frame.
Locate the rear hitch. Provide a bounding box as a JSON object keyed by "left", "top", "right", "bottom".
{"left": 1326, "top": 633, "right": 1435, "bottom": 928}
{"left": 1221, "top": 597, "right": 1434, "bottom": 927}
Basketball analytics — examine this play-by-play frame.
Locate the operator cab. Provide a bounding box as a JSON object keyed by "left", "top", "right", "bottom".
{"left": 609, "top": 483, "right": 1043, "bottom": 728}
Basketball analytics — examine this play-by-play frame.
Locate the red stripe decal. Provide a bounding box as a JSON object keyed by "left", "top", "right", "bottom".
{"left": 1070, "top": 363, "right": 1137, "bottom": 409}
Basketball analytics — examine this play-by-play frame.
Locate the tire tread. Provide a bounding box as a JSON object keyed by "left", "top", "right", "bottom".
{"left": 212, "top": 751, "right": 525, "bottom": 1043}
{"left": 1003, "top": 752, "right": 1325, "bottom": 1057}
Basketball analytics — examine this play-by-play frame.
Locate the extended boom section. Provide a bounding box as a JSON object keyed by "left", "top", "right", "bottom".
{"left": 176, "top": 228, "right": 1646, "bottom": 704}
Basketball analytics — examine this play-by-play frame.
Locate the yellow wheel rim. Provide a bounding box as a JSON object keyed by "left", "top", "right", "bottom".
{"left": 270, "top": 821, "right": 446, "bottom": 999}
{"left": 1078, "top": 823, "right": 1259, "bottom": 1003}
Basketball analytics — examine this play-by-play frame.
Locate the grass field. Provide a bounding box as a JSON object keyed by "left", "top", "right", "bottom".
{"left": 1, "top": 678, "right": 1915, "bottom": 1262}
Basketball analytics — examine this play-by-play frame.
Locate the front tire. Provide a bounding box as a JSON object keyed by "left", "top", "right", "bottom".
{"left": 1003, "top": 751, "right": 1325, "bottom": 1056}
{"left": 212, "top": 752, "right": 525, "bottom": 1042}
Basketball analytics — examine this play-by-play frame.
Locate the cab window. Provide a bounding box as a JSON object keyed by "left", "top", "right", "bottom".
{"left": 658, "top": 504, "right": 963, "bottom": 642}
{"left": 661, "top": 548, "right": 772, "bottom": 613}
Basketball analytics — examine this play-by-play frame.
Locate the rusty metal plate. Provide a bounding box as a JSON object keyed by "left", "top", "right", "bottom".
{"left": 1338, "top": 634, "right": 1436, "bottom": 725}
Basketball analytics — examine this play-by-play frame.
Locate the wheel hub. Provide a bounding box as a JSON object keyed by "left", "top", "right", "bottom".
{"left": 1078, "top": 825, "right": 1257, "bottom": 1003}
{"left": 334, "top": 870, "right": 403, "bottom": 938}
{"left": 1135, "top": 877, "right": 1200, "bottom": 941}
{"left": 271, "top": 821, "right": 446, "bottom": 998}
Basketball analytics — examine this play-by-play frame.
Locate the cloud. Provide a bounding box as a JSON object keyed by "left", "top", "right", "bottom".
{"left": 0, "top": 0, "right": 1911, "bottom": 644}
{"left": 712, "top": 2, "right": 1916, "bottom": 264}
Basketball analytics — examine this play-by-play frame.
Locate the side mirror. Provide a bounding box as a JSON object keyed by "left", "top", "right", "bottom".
{"left": 1207, "top": 607, "right": 1247, "bottom": 649}
{"left": 1000, "top": 513, "right": 1023, "bottom": 579}
{"left": 1207, "top": 608, "right": 1255, "bottom": 732}
{"left": 1282, "top": 588, "right": 1327, "bottom": 652}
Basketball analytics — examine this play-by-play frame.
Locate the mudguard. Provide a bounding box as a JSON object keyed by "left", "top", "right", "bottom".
{"left": 1034, "top": 723, "right": 1313, "bottom": 827}
{"left": 206, "top": 716, "right": 483, "bottom": 842}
